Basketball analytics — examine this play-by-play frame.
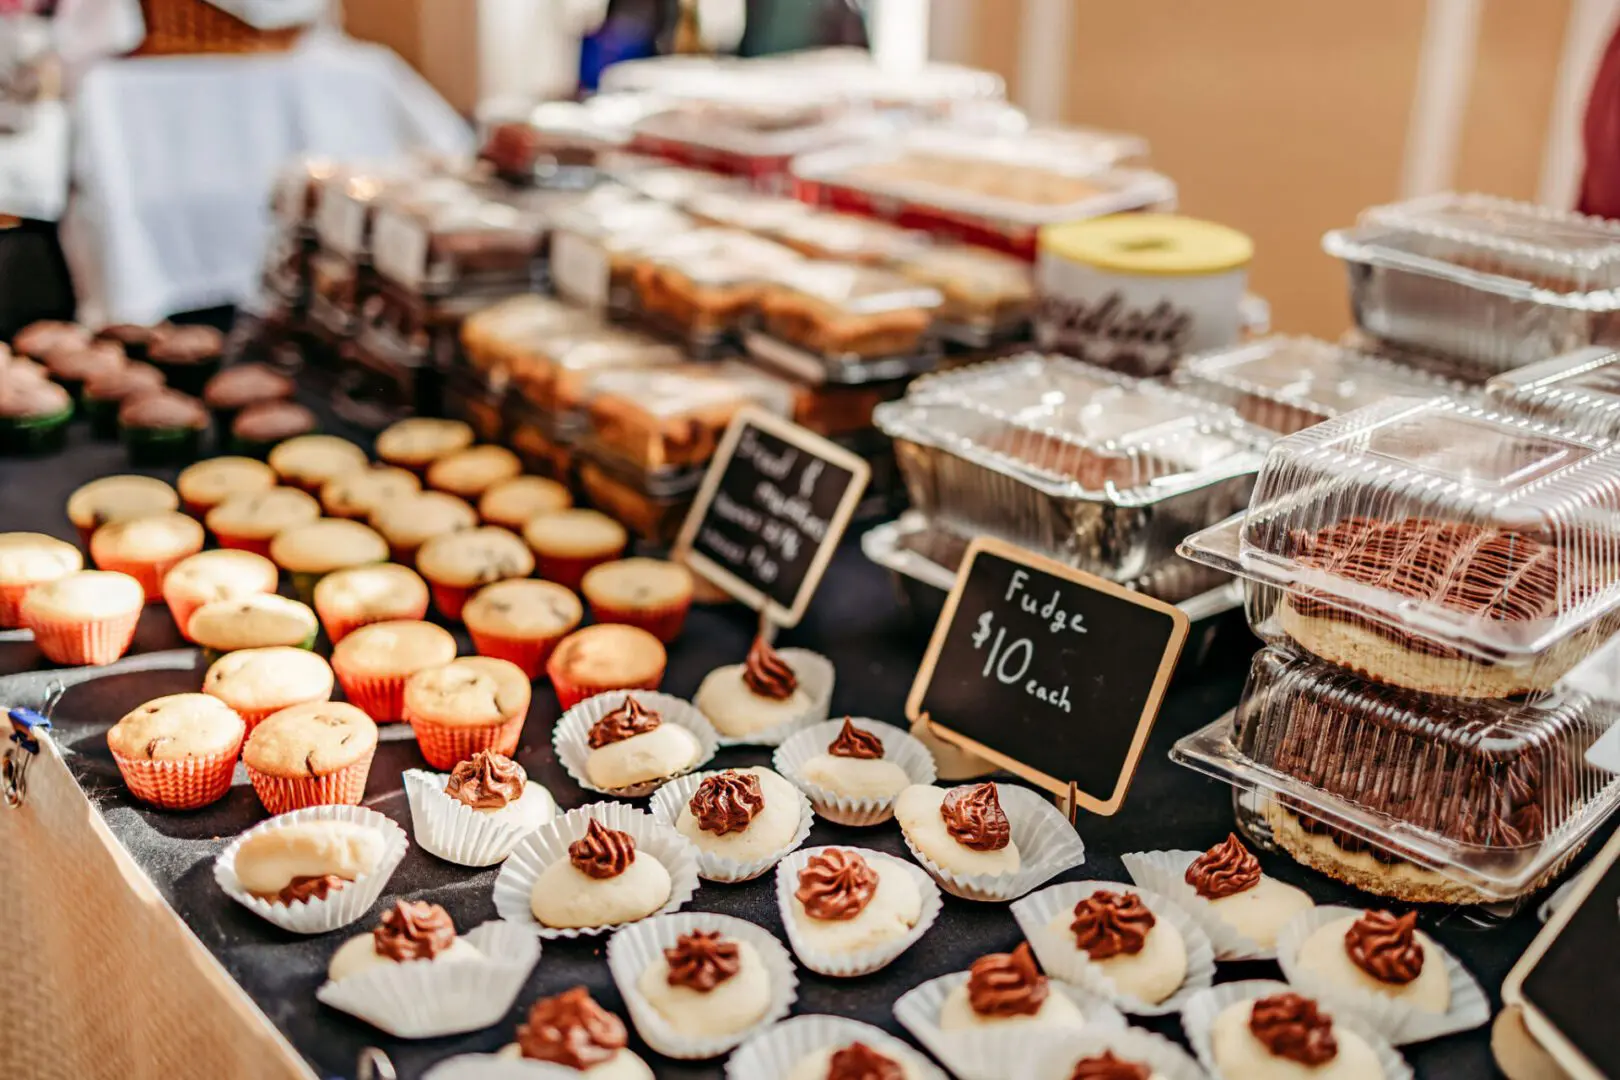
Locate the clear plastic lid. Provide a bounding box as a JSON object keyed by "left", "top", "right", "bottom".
{"left": 1486, "top": 345, "right": 1620, "bottom": 436}
{"left": 372, "top": 192, "right": 545, "bottom": 293}
{"left": 459, "top": 295, "right": 599, "bottom": 374}
{"left": 270, "top": 157, "right": 342, "bottom": 226}
{"left": 630, "top": 99, "right": 887, "bottom": 160}
{"left": 314, "top": 166, "right": 443, "bottom": 259}
{"left": 603, "top": 155, "right": 751, "bottom": 204}
{"left": 768, "top": 211, "right": 930, "bottom": 264}
{"left": 635, "top": 228, "right": 802, "bottom": 286}
{"left": 759, "top": 261, "right": 943, "bottom": 318}
{"left": 684, "top": 191, "right": 816, "bottom": 233}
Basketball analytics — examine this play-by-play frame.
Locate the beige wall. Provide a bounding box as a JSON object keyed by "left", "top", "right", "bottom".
{"left": 345, "top": 0, "right": 481, "bottom": 115}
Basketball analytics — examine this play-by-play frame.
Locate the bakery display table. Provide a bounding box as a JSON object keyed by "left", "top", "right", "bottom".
{"left": 0, "top": 425, "right": 1593, "bottom": 1080}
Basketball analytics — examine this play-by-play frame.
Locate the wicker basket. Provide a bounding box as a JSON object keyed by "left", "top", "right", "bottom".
{"left": 134, "top": 0, "right": 304, "bottom": 56}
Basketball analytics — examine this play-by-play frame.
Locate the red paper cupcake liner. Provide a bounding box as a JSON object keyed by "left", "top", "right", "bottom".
{"left": 587, "top": 596, "right": 692, "bottom": 644}
{"left": 537, "top": 550, "right": 621, "bottom": 593}
{"left": 388, "top": 542, "right": 424, "bottom": 565}
{"left": 112, "top": 743, "right": 241, "bottom": 810}
{"left": 546, "top": 658, "right": 666, "bottom": 713}
{"left": 93, "top": 550, "right": 201, "bottom": 604}
{"left": 213, "top": 531, "right": 275, "bottom": 559}
{"left": 335, "top": 665, "right": 414, "bottom": 724}
{"left": 246, "top": 748, "right": 375, "bottom": 814}
{"left": 428, "top": 581, "right": 475, "bottom": 623}
{"left": 26, "top": 607, "right": 142, "bottom": 665}
{"left": 314, "top": 593, "right": 430, "bottom": 644}
{"left": 0, "top": 580, "right": 40, "bottom": 628}
{"left": 407, "top": 710, "right": 527, "bottom": 770}
{"left": 182, "top": 498, "right": 218, "bottom": 520}
{"left": 467, "top": 627, "right": 568, "bottom": 681}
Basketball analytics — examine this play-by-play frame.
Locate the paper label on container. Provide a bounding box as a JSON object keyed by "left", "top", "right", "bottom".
{"left": 372, "top": 211, "right": 429, "bottom": 290}
{"left": 316, "top": 190, "right": 367, "bottom": 257}
{"left": 551, "top": 230, "right": 610, "bottom": 308}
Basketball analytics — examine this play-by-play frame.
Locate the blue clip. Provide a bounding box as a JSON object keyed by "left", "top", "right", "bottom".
{"left": 8, "top": 708, "right": 51, "bottom": 755}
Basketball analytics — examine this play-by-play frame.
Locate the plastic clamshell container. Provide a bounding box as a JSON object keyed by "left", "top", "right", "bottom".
{"left": 891, "top": 243, "right": 1035, "bottom": 345}
{"left": 602, "top": 155, "right": 751, "bottom": 205}
{"left": 371, "top": 190, "right": 546, "bottom": 296}
{"left": 874, "top": 353, "right": 1269, "bottom": 580}
{"left": 629, "top": 100, "right": 885, "bottom": 191}
{"left": 1173, "top": 335, "right": 1470, "bottom": 435}
{"left": 526, "top": 327, "right": 685, "bottom": 416}
{"left": 1172, "top": 644, "right": 1620, "bottom": 903}
{"left": 547, "top": 196, "right": 698, "bottom": 309}
{"left": 627, "top": 228, "right": 803, "bottom": 350}
{"left": 767, "top": 211, "right": 931, "bottom": 265}
{"left": 1485, "top": 345, "right": 1620, "bottom": 438}
{"left": 684, "top": 190, "right": 818, "bottom": 233}
{"left": 1323, "top": 192, "right": 1620, "bottom": 378}
{"left": 1181, "top": 396, "right": 1620, "bottom": 699}
{"left": 315, "top": 167, "right": 441, "bottom": 260}
{"left": 459, "top": 295, "right": 600, "bottom": 377}
{"left": 753, "top": 260, "right": 943, "bottom": 361}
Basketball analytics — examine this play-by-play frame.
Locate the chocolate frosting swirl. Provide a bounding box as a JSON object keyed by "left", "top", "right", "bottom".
{"left": 828, "top": 1042, "right": 904, "bottom": 1080}
{"left": 664, "top": 929, "right": 741, "bottom": 992}
{"left": 445, "top": 750, "right": 527, "bottom": 810}
{"left": 743, "top": 636, "right": 798, "bottom": 699}
{"left": 569, "top": 818, "right": 636, "bottom": 879}
{"left": 588, "top": 695, "right": 663, "bottom": 748}
{"left": 1345, "top": 909, "right": 1425, "bottom": 985}
{"left": 1249, "top": 993, "right": 1337, "bottom": 1066}
{"left": 1185, "top": 832, "right": 1261, "bottom": 899}
{"left": 277, "top": 874, "right": 347, "bottom": 904}
{"left": 795, "top": 848, "right": 879, "bottom": 921}
{"left": 942, "top": 783, "right": 1011, "bottom": 851}
{"left": 516, "top": 986, "right": 628, "bottom": 1069}
{"left": 967, "top": 942, "right": 1049, "bottom": 1018}
{"left": 688, "top": 770, "right": 765, "bottom": 835}
{"left": 373, "top": 900, "right": 456, "bottom": 961}
{"left": 828, "top": 717, "right": 883, "bottom": 759}
{"left": 1068, "top": 1051, "right": 1152, "bottom": 1080}
{"left": 1069, "top": 890, "right": 1157, "bottom": 960}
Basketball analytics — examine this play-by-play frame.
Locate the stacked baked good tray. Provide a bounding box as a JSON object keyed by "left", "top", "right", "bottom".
{"left": 1174, "top": 395, "right": 1620, "bottom": 907}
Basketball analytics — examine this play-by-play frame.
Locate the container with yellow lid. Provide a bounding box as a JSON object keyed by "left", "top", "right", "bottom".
{"left": 1036, "top": 214, "right": 1254, "bottom": 377}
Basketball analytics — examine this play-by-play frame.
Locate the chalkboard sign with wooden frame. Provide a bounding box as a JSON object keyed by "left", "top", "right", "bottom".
{"left": 906, "top": 535, "right": 1189, "bottom": 814}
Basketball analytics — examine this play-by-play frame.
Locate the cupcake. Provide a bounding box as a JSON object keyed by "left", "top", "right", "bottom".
{"left": 416, "top": 525, "right": 535, "bottom": 621}
{"left": 777, "top": 846, "right": 932, "bottom": 977}
{"left": 477, "top": 474, "right": 571, "bottom": 532}
{"left": 370, "top": 490, "right": 478, "bottom": 564}
{"left": 0, "top": 532, "right": 82, "bottom": 628}
{"left": 205, "top": 486, "right": 321, "bottom": 557}
{"left": 654, "top": 766, "right": 812, "bottom": 883}
{"left": 269, "top": 518, "right": 389, "bottom": 602}
{"left": 523, "top": 509, "right": 628, "bottom": 591}
{"left": 161, "top": 549, "right": 279, "bottom": 640}
{"left": 95, "top": 323, "right": 156, "bottom": 361}
{"left": 44, "top": 339, "right": 126, "bottom": 400}
{"left": 203, "top": 646, "right": 335, "bottom": 731}
{"left": 547, "top": 623, "right": 667, "bottom": 711}
{"left": 88, "top": 511, "right": 206, "bottom": 601}
{"left": 404, "top": 750, "right": 557, "bottom": 867}
{"left": 425, "top": 444, "right": 522, "bottom": 501}
{"left": 81, "top": 362, "right": 164, "bottom": 439}
{"left": 375, "top": 416, "right": 474, "bottom": 474}
{"left": 1202, "top": 989, "right": 1393, "bottom": 1080}
{"left": 1122, "top": 834, "right": 1314, "bottom": 959}
{"left": 312, "top": 562, "right": 431, "bottom": 642}
{"left": 529, "top": 817, "right": 675, "bottom": 931}
{"left": 176, "top": 456, "right": 277, "bottom": 518}
{"left": 331, "top": 619, "right": 458, "bottom": 723}
{"left": 775, "top": 717, "right": 934, "bottom": 826}
{"left": 106, "top": 692, "right": 245, "bottom": 810}
{"left": 403, "top": 656, "right": 532, "bottom": 769}
{"left": 118, "top": 390, "right": 209, "bottom": 466}
{"left": 463, "top": 577, "right": 583, "bottom": 678}
{"left": 320, "top": 465, "right": 420, "bottom": 521}
{"left": 495, "top": 987, "right": 653, "bottom": 1078}
{"left": 581, "top": 558, "right": 694, "bottom": 642}
{"left": 20, "top": 569, "right": 145, "bottom": 664}
{"left": 243, "top": 700, "right": 379, "bottom": 813}
{"left": 268, "top": 433, "right": 368, "bottom": 493}
{"left": 66, "top": 475, "right": 178, "bottom": 547}
{"left": 188, "top": 593, "right": 319, "bottom": 664}
{"left": 146, "top": 323, "right": 224, "bottom": 395}
{"left": 202, "top": 363, "right": 295, "bottom": 440}
{"left": 14, "top": 319, "right": 91, "bottom": 363}
{"left": 232, "top": 400, "right": 319, "bottom": 459}
{"left": 694, "top": 637, "right": 832, "bottom": 744}
{"left": 0, "top": 374, "right": 73, "bottom": 455}
{"left": 571, "top": 693, "right": 710, "bottom": 795}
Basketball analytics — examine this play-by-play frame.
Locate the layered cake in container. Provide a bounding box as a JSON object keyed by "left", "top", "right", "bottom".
{"left": 546, "top": 193, "right": 699, "bottom": 310}
{"left": 889, "top": 243, "right": 1035, "bottom": 347}
{"left": 1485, "top": 345, "right": 1620, "bottom": 438}
{"left": 369, "top": 185, "right": 547, "bottom": 299}
{"left": 1323, "top": 192, "right": 1620, "bottom": 379}
{"left": 625, "top": 228, "right": 803, "bottom": 353}
{"left": 874, "top": 354, "right": 1269, "bottom": 580}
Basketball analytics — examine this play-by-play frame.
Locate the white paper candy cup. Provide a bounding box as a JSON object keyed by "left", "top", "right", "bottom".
{"left": 727, "top": 1015, "right": 949, "bottom": 1080}
{"left": 772, "top": 718, "right": 937, "bottom": 826}
{"left": 1010, "top": 880, "right": 1216, "bottom": 1016}
{"left": 491, "top": 802, "right": 701, "bottom": 939}
{"left": 1021, "top": 1027, "right": 1207, "bottom": 1080}
{"left": 404, "top": 770, "right": 556, "bottom": 868}
{"left": 1181, "top": 979, "right": 1413, "bottom": 1080}
{"left": 893, "top": 969, "right": 1127, "bottom": 1080}
{"left": 708, "top": 648, "right": 835, "bottom": 747}
{"left": 316, "top": 920, "right": 540, "bottom": 1038}
{"left": 899, "top": 783, "right": 1086, "bottom": 902}
{"left": 423, "top": 1056, "right": 572, "bottom": 1080}
{"left": 649, "top": 767, "right": 814, "bottom": 883}
{"left": 1121, "top": 848, "right": 1283, "bottom": 960}
{"left": 607, "top": 911, "right": 799, "bottom": 1060}
{"left": 1275, "top": 905, "right": 1490, "bottom": 1045}
{"left": 213, "top": 804, "right": 408, "bottom": 934}
{"left": 773, "top": 846, "right": 942, "bottom": 977}
{"left": 553, "top": 690, "right": 720, "bottom": 797}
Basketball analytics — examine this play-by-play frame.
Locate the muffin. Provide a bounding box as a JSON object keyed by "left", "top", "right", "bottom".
{"left": 320, "top": 465, "right": 420, "bottom": 521}
{"left": 269, "top": 434, "right": 369, "bottom": 493}
{"left": 937, "top": 943, "right": 1085, "bottom": 1032}
{"left": 478, "top": 474, "right": 572, "bottom": 531}
{"left": 81, "top": 362, "right": 164, "bottom": 439}
{"left": 547, "top": 623, "right": 667, "bottom": 710}
{"left": 118, "top": 390, "right": 209, "bottom": 466}
{"left": 524, "top": 509, "right": 628, "bottom": 591}
{"left": 1294, "top": 909, "right": 1451, "bottom": 1014}
{"left": 498, "top": 987, "right": 653, "bottom": 1078}
{"left": 206, "top": 486, "right": 321, "bottom": 557}
{"left": 243, "top": 700, "right": 379, "bottom": 813}
{"left": 1181, "top": 833, "right": 1314, "bottom": 952}
{"left": 176, "top": 456, "right": 277, "bottom": 518}
{"left": 203, "top": 646, "right": 336, "bottom": 731}
{"left": 44, "top": 339, "right": 126, "bottom": 400}
{"left": 694, "top": 637, "right": 823, "bottom": 740}
{"left": 188, "top": 593, "right": 319, "bottom": 664}
{"left": 375, "top": 416, "right": 474, "bottom": 474}
{"left": 161, "top": 549, "right": 279, "bottom": 640}
{"left": 0, "top": 374, "right": 73, "bottom": 455}
{"left": 88, "top": 511, "right": 206, "bottom": 601}
{"left": 464, "top": 577, "right": 583, "bottom": 678}
{"left": 530, "top": 818, "right": 673, "bottom": 931}
{"left": 404, "top": 656, "right": 533, "bottom": 768}
{"left": 583, "top": 695, "right": 705, "bottom": 793}
{"left": 106, "top": 693, "right": 246, "bottom": 809}
{"left": 20, "top": 569, "right": 145, "bottom": 664}
{"left": 331, "top": 619, "right": 458, "bottom": 723}
{"left": 202, "top": 363, "right": 295, "bottom": 439}
{"left": 312, "top": 562, "right": 431, "bottom": 643}
{"left": 14, "top": 319, "right": 91, "bottom": 363}
{"left": 269, "top": 518, "right": 389, "bottom": 602}
{"left": 95, "top": 323, "right": 156, "bottom": 361}
{"left": 1209, "top": 992, "right": 1385, "bottom": 1080}
{"left": 0, "top": 532, "right": 82, "bottom": 627}
{"left": 370, "top": 490, "right": 478, "bottom": 564}
{"left": 67, "top": 475, "right": 178, "bottom": 546}
{"left": 146, "top": 323, "right": 225, "bottom": 396}
{"left": 232, "top": 400, "right": 319, "bottom": 459}
{"left": 426, "top": 444, "right": 522, "bottom": 500}
{"left": 326, "top": 900, "right": 481, "bottom": 981}
{"left": 416, "top": 525, "right": 535, "bottom": 621}
{"left": 581, "top": 558, "right": 694, "bottom": 642}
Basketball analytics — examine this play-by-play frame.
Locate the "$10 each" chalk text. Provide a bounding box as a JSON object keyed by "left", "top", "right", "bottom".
{"left": 969, "top": 569, "right": 1086, "bottom": 712}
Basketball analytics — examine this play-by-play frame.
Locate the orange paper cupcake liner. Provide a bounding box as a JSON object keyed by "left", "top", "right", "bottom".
{"left": 428, "top": 582, "right": 475, "bottom": 623}
{"left": 93, "top": 550, "right": 201, "bottom": 604}
{"left": 26, "top": 607, "right": 141, "bottom": 665}
{"left": 547, "top": 659, "right": 666, "bottom": 713}
{"left": 587, "top": 596, "right": 692, "bottom": 644}
{"left": 407, "top": 710, "right": 527, "bottom": 770}
{"left": 538, "top": 550, "right": 621, "bottom": 593}
{"left": 388, "top": 542, "right": 424, "bottom": 565}
{"left": 315, "top": 594, "right": 430, "bottom": 644}
{"left": 182, "top": 498, "right": 218, "bottom": 520}
{"left": 112, "top": 743, "right": 241, "bottom": 810}
{"left": 335, "top": 665, "right": 414, "bottom": 724}
{"left": 0, "top": 580, "right": 39, "bottom": 628}
{"left": 467, "top": 627, "right": 568, "bottom": 681}
{"left": 214, "top": 532, "right": 276, "bottom": 559}
{"left": 246, "top": 748, "right": 375, "bottom": 814}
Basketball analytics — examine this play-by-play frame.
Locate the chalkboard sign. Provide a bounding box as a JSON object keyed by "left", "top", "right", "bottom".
{"left": 907, "top": 536, "right": 1189, "bottom": 814}
{"left": 1503, "top": 827, "right": 1620, "bottom": 1080}
{"left": 675, "top": 407, "right": 871, "bottom": 628}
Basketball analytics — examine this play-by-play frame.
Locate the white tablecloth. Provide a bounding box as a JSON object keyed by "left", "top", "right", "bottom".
{"left": 61, "top": 35, "right": 473, "bottom": 326}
